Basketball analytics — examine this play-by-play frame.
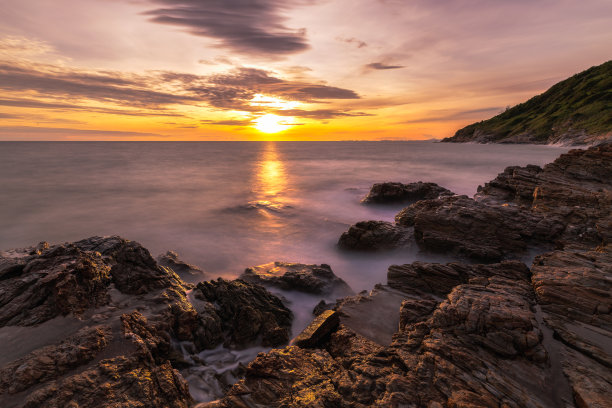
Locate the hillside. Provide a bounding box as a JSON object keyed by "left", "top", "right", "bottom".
{"left": 442, "top": 60, "right": 612, "bottom": 145}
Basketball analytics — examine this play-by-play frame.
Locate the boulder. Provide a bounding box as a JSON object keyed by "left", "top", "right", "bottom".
{"left": 293, "top": 310, "right": 340, "bottom": 348}
{"left": 362, "top": 181, "right": 453, "bottom": 204}
{"left": 192, "top": 278, "right": 293, "bottom": 348}
{"left": 157, "top": 250, "right": 205, "bottom": 280}
{"left": 240, "top": 261, "right": 352, "bottom": 296}
{"left": 338, "top": 220, "right": 410, "bottom": 251}
{"left": 0, "top": 237, "right": 195, "bottom": 408}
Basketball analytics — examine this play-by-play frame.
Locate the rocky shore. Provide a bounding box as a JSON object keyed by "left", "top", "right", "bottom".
{"left": 1, "top": 143, "right": 610, "bottom": 407}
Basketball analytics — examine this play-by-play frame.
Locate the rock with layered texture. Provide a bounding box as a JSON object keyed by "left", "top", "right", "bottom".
{"left": 531, "top": 246, "right": 612, "bottom": 407}
{"left": 207, "top": 260, "right": 578, "bottom": 408}
{"left": 0, "top": 236, "right": 195, "bottom": 408}
{"left": 362, "top": 181, "right": 453, "bottom": 204}
{"left": 396, "top": 195, "right": 565, "bottom": 261}
{"left": 240, "top": 261, "right": 352, "bottom": 296}
{"left": 157, "top": 250, "right": 205, "bottom": 281}
{"left": 476, "top": 143, "right": 612, "bottom": 247}
{"left": 192, "top": 278, "right": 293, "bottom": 348}
{"left": 338, "top": 220, "right": 411, "bottom": 251}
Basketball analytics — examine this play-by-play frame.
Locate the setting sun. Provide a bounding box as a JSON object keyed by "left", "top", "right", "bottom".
{"left": 253, "top": 114, "right": 293, "bottom": 133}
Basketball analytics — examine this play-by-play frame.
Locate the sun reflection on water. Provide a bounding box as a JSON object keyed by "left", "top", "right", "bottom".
{"left": 251, "top": 142, "right": 291, "bottom": 213}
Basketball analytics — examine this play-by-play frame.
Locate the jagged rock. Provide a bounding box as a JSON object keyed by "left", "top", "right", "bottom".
{"left": 532, "top": 246, "right": 612, "bottom": 366}
{"left": 397, "top": 195, "right": 564, "bottom": 261}
{"left": 387, "top": 259, "right": 531, "bottom": 295}
{"left": 312, "top": 300, "right": 335, "bottom": 316}
{"left": 240, "top": 261, "right": 352, "bottom": 296}
{"left": 209, "top": 260, "right": 575, "bottom": 408}
{"left": 338, "top": 220, "right": 410, "bottom": 251}
{"left": 476, "top": 143, "right": 612, "bottom": 246}
{"left": 157, "top": 250, "right": 205, "bottom": 280}
{"left": 362, "top": 181, "right": 453, "bottom": 204}
{"left": 193, "top": 278, "right": 293, "bottom": 348}
{"left": 0, "top": 237, "right": 195, "bottom": 408}
{"left": 293, "top": 310, "right": 340, "bottom": 348}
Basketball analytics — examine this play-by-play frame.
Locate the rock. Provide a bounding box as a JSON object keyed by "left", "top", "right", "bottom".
{"left": 240, "top": 261, "right": 352, "bottom": 296}
{"left": 193, "top": 278, "right": 293, "bottom": 348}
{"left": 293, "top": 310, "right": 340, "bottom": 348}
{"left": 362, "top": 181, "right": 453, "bottom": 204}
{"left": 157, "top": 250, "right": 205, "bottom": 280}
{"left": 338, "top": 220, "right": 411, "bottom": 251}
{"left": 532, "top": 246, "right": 612, "bottom": 367}
{"left": 0, "top": 237, "right": 195, "bottom": 408}
{"left": 312, "top": 300, "right": 334, "bottom": 316}
{"left": 397, "top": 195, "right": 564, "bottom": 261}
{"left": 476, "top": 143, "right": 612, "bottom": 247}
{"left": 210, "top": 260, "right": 577, "bottom": 408}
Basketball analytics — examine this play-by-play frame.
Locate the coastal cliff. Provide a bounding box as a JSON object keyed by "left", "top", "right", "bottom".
{"left": 442, "top": 60, "right": 612, "bottom": 145}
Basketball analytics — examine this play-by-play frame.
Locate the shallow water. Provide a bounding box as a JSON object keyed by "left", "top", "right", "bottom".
{"left": 0, "top": 141, "right": 568, "bottom": 292}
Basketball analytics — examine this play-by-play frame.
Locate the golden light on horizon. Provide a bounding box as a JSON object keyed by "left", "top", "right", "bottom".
{"left": 253, "top": 114, "right": 293, "bottom": 133}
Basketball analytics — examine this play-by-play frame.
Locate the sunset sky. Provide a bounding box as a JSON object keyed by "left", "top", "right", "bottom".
{"left": 1, "top": 0, "right": 611, "bottom": 140}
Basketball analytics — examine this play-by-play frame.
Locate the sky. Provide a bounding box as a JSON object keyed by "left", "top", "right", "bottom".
{"left": 0, "top": 0, "right": 611, "bottom": 141}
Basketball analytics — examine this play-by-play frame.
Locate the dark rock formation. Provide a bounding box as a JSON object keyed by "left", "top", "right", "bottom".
{"left": 477, "top": 143, "right": 612, "bottom": 247}
{"left": 530, "top": 246, "right": 612, "bottom": 407}
{"left": 192, "top": 278, "right": 293, "bottom": 348}
{"left": 396, "top": 195, "right": 564, "bottom": 261}
{"left": 207, "top": 259, "right": 584, "bottom": 407}
{"left": 293, "top": 310, "right": 340, "bottom": 348}
{"left": 338, "top": 220, "right": 411, "bottom": 251}
{"left": 0, "top": 236, "right": 195, "bottom": 408}
{"left": 157, "top": 250, "right": 205, "bottom": 280}
{"left": 362, "top": 181, "right": 453, "bottom": 204}
{"left": 343, "top": 143, "right": 611, "bottom": 260}
{"left": 240, "top": 261, "right": 352, "bottom": 296}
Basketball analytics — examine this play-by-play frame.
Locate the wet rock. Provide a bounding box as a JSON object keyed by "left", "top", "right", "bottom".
{"left": 193, "top": 278, "right": 293, "bottom": 348}
{"left": 387, "top": 259, "right": 531, "bottom": 296}
{"left": 211, "top": 260, "right": 572, "bottom": 408}
{"left": 362, "top": 181, "right": 453, "bottom": 204}
{"left": 338, "top": 220, "right": 410, "bottom": 251}
{"left": 0, "top": 237, "right": 195, "bottom": 408}
{"left": 240, "top": 261, "right": 352, "bottom": 296}
{"left": 293, "top": 310, "right": 340, "bottom": 348}
{"left": 157, "top": 250, "right": 205, "bottom": 280}
{"left": 0, "top": 245, "right": 112, "bottom": 326}
{"left": 312, "top": 300, "right": 335, "bottom": 316}
{"left": 396, "top": 195, "right": 565, "bottom": 261}
{"left": 477, "top": 143, "right": 612, "bottom": 247}
{"left": 532, "top": 246, "right": 612, "bottom": 367}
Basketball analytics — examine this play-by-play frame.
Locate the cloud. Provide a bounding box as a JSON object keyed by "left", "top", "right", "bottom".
{"left": 338, "top": 37, "right": 367, "bottom": 48}
{"left": 0, "top": 61, "right": 361, "bottom": 122}
{"left": 0, "top": 126, "right": 167, "bottom": 138}
{"left": 271, "top": 109, "right": 372, "bottom": 119}
{"left": 144, "top": 0, "right": 311, "bottom": 56}
{"left": 365, "top": 62, "right": 405, "bottom": 70}
{"left": 200, "top": 119, "right": 253, "bottom": 126}
{"left": 402, "top": 107, "right": 502, "bottom": 124}
{"left": 0, "top": 97, "right": 184, "bottom": 117}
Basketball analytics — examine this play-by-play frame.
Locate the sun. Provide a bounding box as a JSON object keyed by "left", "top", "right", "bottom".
{"left": 254, "top": 114, "right": 292, "bottom": 133}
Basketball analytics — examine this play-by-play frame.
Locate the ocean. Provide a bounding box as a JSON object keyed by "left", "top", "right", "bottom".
{"left": 0, "top": 141, "right": 568, "bottom": 291}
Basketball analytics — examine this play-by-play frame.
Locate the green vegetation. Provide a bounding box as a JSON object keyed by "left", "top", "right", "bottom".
{"left": 445, "top": 60, "right": 612, "bottom": 143}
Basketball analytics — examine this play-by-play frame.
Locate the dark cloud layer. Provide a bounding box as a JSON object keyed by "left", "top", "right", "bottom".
{"left": 0, "top": 62, "right": 361, "bottom": 122}
{"left": 144, "top": 0, "right": 311, "bottom": 56}
{"left": 0, "top": 126, "right": 166, "bottom": 138}
{"left": 365, "top": 62, "right": 404, "bottom": 70}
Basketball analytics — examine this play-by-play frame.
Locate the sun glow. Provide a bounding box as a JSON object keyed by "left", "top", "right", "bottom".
{"left": 253, "top": 114, "right": 293, "bottom": 133}
{"left": 250, "top": 94, "right": 300, "bottom": 134}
